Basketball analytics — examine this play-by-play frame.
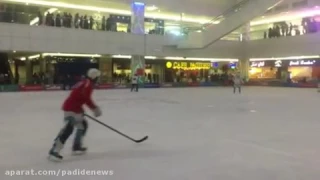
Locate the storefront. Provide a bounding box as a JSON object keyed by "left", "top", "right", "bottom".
{"left": 112, "top": 59, "right": 238, "bottom": 83}
{"left": 164, "top": 61, "right": 212, "bottom": 82}
{"left": 109, "top": 14, "right": 164, "bottom": 35}
{"left": 112, "top": 58, "right": 164, "bottom": 83}
{"left": 249, "top": 61, "right": 278, "bottom": 79}
{"left": 249, "top": 59, "right": 320, "bottom": 82}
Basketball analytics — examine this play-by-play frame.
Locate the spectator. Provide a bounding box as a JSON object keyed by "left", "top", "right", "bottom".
{"left": 68, "top": 13, "right": 73, "bottom": 28}
{"left": 74, "top": 13, "right": 79, "bottom": 28}
{"left": 106, "top": 16, "right": 112, "bottom": 31}
{"left": 38, "top": 11, "right": 43, "bottom": 25}
{"left": 268, "top": 27, "right": 273, "bottom": 38}
{"left": 83, "top": 15, "right": 89, "bottom": 29}
{"left": 80, "top": 15, "right": 84, "bottom": 28}
{"left": 45, "top": 12, "right": 51, "bottom": 26}
{"left": 61, "top": 12, "right": 68, "bottom": 27}
{"left": 56, "top": 13, "right": 61, "bottom": 27}
{"left": 89, "top": 16, "right": 94, "bottom": 30}
{"left": 101, "top": 16, "right": 106, "bottom": 31}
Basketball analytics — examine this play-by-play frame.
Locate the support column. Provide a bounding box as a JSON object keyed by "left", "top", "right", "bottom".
{"left": 131, "top": 1, "right": 145, "bottom": 84}
{"left": 238, "top": 23, "right": 250, "bottom": 81}
{"left": 25, "top": 57, "right": 32, "bottom": 84}
{"left": 46, "top": 56, "right": 54, "bottom": 84}
{"left": 241, "top": 23, "right": 251, "bottom": 41}
{"left": 39, "top": 54, "right": 46, "bottom": 73}
{"left": 238, "top": 58, "right": 249, "bottom": 81}
{"left": 99, "top": 56, "right": 112, "bottom": 83}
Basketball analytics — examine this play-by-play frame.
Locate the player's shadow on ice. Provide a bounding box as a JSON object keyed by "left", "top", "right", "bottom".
{"left": 62, "top": 148, "right": 177, "bottom": 163}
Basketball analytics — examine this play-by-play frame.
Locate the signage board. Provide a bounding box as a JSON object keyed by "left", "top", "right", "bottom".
{"left": 250, "top": 59, "right": 320, "bottom": 67}
{"left": 250, "top": 61, "right": 265, "bottom": 67}
{"left": 289, "top": 60, "right": 316, "bottom": 66}
{"left": 166, "top": 61, "right": 211, "bottom": 70}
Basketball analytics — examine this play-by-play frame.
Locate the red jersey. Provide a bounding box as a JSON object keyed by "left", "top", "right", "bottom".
{"left": 62, "top": 79, "right": 97, "bottom": 113}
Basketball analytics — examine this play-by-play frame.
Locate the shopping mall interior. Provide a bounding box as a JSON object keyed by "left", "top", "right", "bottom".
{"left": 0, "top": 0, "right": 320, "bottom": 87}
{"left": 3, "top": 1, "right": 320, "bottom": 180}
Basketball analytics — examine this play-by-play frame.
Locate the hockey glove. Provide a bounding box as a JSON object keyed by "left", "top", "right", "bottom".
{"left": 92, "top": 107, "right": 102, "bottom": 117}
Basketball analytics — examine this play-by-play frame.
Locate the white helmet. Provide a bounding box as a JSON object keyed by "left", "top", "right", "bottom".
{"left": 87, "top": 68, "right": 101, "bottom": 79}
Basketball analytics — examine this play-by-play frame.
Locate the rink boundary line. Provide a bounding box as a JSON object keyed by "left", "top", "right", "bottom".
{"left": 0, "top": 85, "right": 317, "bottom": 93}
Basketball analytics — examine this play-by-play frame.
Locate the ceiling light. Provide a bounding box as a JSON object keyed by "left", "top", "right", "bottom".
{"left": 42, "top": 53, "right": 101, "bottom": 57}
{"left": 146, "top": 5, "right": 158, "bottom": 11}
{"left": 250, "top": 55, "right": 320, "bottom": 61}
{"left": 185, "top": 58, "right": 238, "bottom": 62}
{"left": 164, "top": 57, "right": 184, "bottom": 60}
{"left": 111, "top": 55, "right": 156, "bottom": 59}
{"left": 112, "top": 55, "right": 131, "bottom": 58}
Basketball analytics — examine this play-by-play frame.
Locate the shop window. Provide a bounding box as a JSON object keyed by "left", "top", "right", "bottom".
{"left": 288, "top": 66, "right": 312, "bottom": 82}
{"left": 249, "top": 67, "right": 277, "bottom": 79}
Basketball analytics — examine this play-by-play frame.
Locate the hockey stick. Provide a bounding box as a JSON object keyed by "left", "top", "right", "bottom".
{"left": 84, "top": 114, "right": 148, "bottom": 143}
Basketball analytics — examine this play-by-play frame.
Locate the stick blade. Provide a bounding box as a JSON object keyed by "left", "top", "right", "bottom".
{"left": 135, "top": 136, "right": 148, "bottom": 143}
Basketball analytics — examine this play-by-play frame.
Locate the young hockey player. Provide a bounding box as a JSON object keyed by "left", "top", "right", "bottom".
{"left": 233, "top": 72, "right": 243, "bottom": 94}
{"left": 48, "top": 68, "right": 102, "bottom": 161}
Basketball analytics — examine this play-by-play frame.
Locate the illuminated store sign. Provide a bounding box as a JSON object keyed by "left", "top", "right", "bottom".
{"left": 166, "top": 61, "right": 211, "bottom": 70}
{"left": 275, "top": 60, "right": 282, "bottom": 67}
{"left": 289, "top": 60, "right": 316, "bottom": 66}
{"left": 250, "top": 61, "right": 265, "bottom": 67}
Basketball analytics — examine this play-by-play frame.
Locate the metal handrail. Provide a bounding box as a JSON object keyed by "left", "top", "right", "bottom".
{"left": 199, "top": 0, "right": 252, "bottom": 30}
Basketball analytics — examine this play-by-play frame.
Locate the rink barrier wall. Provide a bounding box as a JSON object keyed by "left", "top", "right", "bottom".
{"left": 0, "top": 82, "right": 317, "bottom": 92}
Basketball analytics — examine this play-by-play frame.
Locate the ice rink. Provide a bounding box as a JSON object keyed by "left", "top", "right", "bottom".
{"left": 1, "top": 87, "right": 320, "bottom": 180}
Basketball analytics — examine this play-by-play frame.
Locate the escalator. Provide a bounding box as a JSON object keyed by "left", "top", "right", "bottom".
{"left": 177, "top": 0, "right": 283, "bottom": 49}
{"left": 0, "top": 53, "right": 13, "bottom": 84}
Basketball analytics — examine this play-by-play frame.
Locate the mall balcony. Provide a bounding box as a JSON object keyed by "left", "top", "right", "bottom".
{"left": 0, "top": 10, "right": 242, "bottom": 59}
{"left": 1, "top": 2, "right": 320, "bottom": 67}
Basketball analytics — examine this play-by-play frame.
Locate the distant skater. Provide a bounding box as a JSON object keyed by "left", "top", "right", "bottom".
{"left": 233, "top": 72, "right": 243, "bottom": 94}
{"left": 131, "top": 73, "right": 139, "bottom": 92}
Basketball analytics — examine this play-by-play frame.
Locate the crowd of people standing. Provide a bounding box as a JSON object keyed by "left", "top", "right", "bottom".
{"left": 264, "top": 17, "right": 320, "bottom": 39}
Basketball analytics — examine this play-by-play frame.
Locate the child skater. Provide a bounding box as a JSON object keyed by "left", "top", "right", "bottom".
{"left": 233, "top": 72, "right": 243, "bottom": 94}
{"left": 48, "top": 68, "right": 102, "bottom": 161}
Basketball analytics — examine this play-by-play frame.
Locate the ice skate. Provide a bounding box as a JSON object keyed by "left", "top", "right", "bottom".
{"left": 48, "top": 150, "right": 63, "bottom": 161}
{"left": 48, "top": 140, "right": 64, "bottom": 161}
{"left": 72, "top": 144, "right": 87, "bottom": 155}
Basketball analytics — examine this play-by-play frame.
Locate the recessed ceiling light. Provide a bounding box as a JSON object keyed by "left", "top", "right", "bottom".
{"left": 146, "top": 5, "right": 158, "bottom": 11}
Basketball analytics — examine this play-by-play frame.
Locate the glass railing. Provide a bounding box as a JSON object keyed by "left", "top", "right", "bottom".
{"left": 0, "top": 11, "right": 166, "bottom": 35}
{"left": 0, "top": 12, "right": 37, "bottom": 24}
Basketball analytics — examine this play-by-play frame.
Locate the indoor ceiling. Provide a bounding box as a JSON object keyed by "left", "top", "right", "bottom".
{"left": 83, "top": 0, "right": 240, "bottom": 17}
{"left": 5, "top": 0, "right": 239, "bottom": 24}
{"left": 4, "top": 0, "right": 319, "bottom": 27}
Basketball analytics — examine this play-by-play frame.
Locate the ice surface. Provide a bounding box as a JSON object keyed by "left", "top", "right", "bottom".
{"left": 1, "top": 87, "right": 320, "bottom": 180}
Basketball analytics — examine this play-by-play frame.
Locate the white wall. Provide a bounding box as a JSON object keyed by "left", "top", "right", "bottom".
{"left": 246, "top": 32, "right": 320, "bottom": 58}
{"left": 0, "top": 23, "right": 241, "bottom": 58}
